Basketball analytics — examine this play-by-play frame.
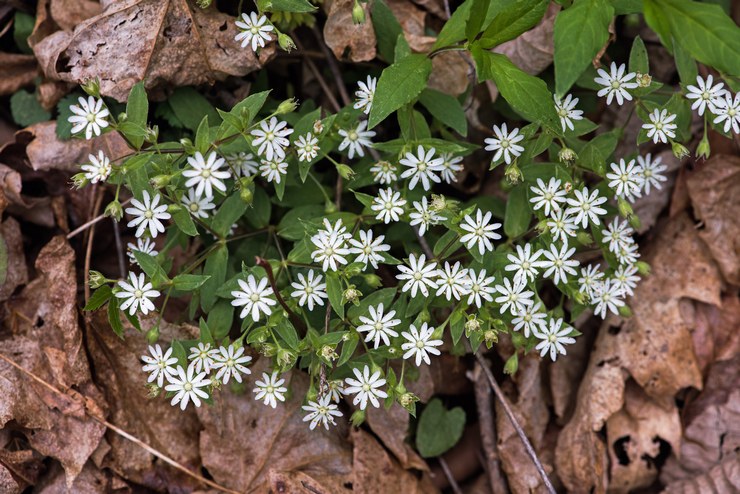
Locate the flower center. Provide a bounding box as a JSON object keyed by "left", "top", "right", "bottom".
{"left": 413, "top": 272, "right": 422, "bottom": 280}
{"left": 305, "top": 286, "right": 314, "bottom": 294}
{"left": 134, "top": 289, "right": 143, "bottom": 298}
{"left": 374, "top": 322, "right": 383, "bottom": 331}
{"left": 655, "top": 122, "right": 663, "bottom": 130}
{"left": 500, "top": 139, "right": 510, "bottom": 149}
{"left": 416, "top": 340, "right": 425, "bottom": 349}
{"left": 265, "top": 131, "right": 274, "bottom": 142}
{"left": 189, "top": 203, "right": 199, "bottom": 212}
{"left": 86, "top": 113, "right": 96, "bottom": 122}
{"left": 348, "top": 130, "right": 359, "bottom": 141}
{"left": 522, "top": 261, "right": 530, "bottom": 270}
{"left": 611, "top": 80, "right": 621, "bottom": 89}
{"left": 201, "top": 169, "right": 211, "bottom": 178}
{"left": 418, "top": 162, "right": 427, "bottom": 172}
{"left": 362, "top": 383, "right": 371, "bottom": 392}
{"left": 548, "top": 334, "right": 557, "bottom": 343}
{"left": 557, "top": 108, "right": 568, "bottom": 117}
{"left": 250, "top": 293, "right": 260, "bottom": 302}
{"left": 250, "top": 26, "right": 259, "bottom": 34}
{"left": 324, "top": 247, "right": 334, "bottom": 256}
{"left": 701, "top": 91, "right": 710, "bottom": 100}
{"left": 267, "top": 385, "right": 274, "bottom": 393}
{"left": 729, "top": 108, "right": 737, "bottom": 117}
{"left": 184, "top": 383, "right": 193, "bottom": 391}
{"left": 144, "top": 210, "right": 154, "bottom": 219}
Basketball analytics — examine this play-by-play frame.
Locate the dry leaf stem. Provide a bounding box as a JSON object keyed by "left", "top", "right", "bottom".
{"left": 471, "top": 362, "right": 508, "bottom": 493}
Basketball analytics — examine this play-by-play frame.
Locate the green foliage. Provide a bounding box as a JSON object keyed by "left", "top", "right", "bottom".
{"left": 479, "top": 0, "right": 549, "bottom": 49}
{"left": 13, "top": 12, "right": 34, "bottom": 54}
{"left": 416, "top": 399, "right": 466, "bottom": 457}
{"left": 10, "top": 91, "right": 51, "bottom": 127}
{"left": 167, "top": 87, "right": 220, "bottom": 132}
{"left": 125, "top": 82, "right": 149, "bottom": 149}
{"left": 368, "top": 54, "right": 433, "bottom": 129}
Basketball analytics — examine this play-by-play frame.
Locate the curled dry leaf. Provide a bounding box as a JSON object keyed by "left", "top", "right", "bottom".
{"left": 0, "top": 53, "right": 38, "bottom": 96}
{"left": 688, "top": 295, "right": 740, "bottom": 374}
{"left": 662, "top": 454, "right": 740, "bottom": 494}
{"left": 33, "top": 0, "right": 275, "bottom": 101}
{"left": 323, "top": 0, "right": 377, "bottom": 62}
{"left": 686, "top": 154, "right": 740, "bottom": 285}
{"left": 1, "top": 236, "right": 106, "bottom": 486}
{"left": 365, "top": 404, "right": 428, "bottom": 471}
{"left": 0, "top": 218, "right": 28, "bottom": 302}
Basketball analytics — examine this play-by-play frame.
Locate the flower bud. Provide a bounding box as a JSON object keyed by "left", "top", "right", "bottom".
{"left": 363, "top": 274, "right": 382, "bottom": 288}
{"left": 336, "top": 163, "right": 356, "bottom": 180}
{"left": 350, "top": 409, "right": 366, "bottom": 427}
{"left": 535, "top": 219, "right": 549, "bottom": 234}
{"left": 240, "top": 186, "right": 254, "bottom": 205}
{"left": 671, "top": 141, "right": 689, "bottom": 159}
{"left": 145, "top": 125, "right": 159, "bottom": 144}
{"left": 635, "top": 72, "right": 652, "bottom": 88}
{"left": 342, "top": 285, "right": 361, "bottom": 305}
{"left": 104, "top": 200, "right": 123, "bottom": 221}
{"left": 179, "top": 138, "right": 196, "bottom": 155}
{"left": 277, "top": 33, "right": 296, "bottom": 52}
{"left": 635, "top": 261, "right": 651, "bottom": 276}
{"left": 81, "top": 78, "right": 101, "bottom": 97}
{"left": 464, "top": 315, "right": 481, "bottom": 334}
{"left": 146, "top": 325, "right": 160, "bottom": 344}
{"left": 628, "top": 214, "right": 642, "bottom": 230}
{"left": 88, "top": 270, "right": 107, "bottom": 289}
{"left": 696, "top": 134, "right": 711, "bottom": 160}
{"left": 504, "top": 161, "right": 522, "bottom": 183}
{"left": 618, "top": 304, "right": 633, "bottom": 318}
{"left": 150, "top": 174, "right": 171, "bottom": 189}
{"left": 399, "top": 392, "right": 419, "bottom": 415}
{"left": 558, "top": 147, "right": 577, "bottom": 164}
{"left": 576, "top": 231, "right": 593, "bottom": 246}
{"left": 617, "top": 197, "right": 634, "bottom": 218}
{"left": 312, "top": 120, "right": 324, "bottom": 134}
{"left": 352, "top": 0, "right": 366, "bottom": 24}
{"left": 483, "top": 329, "right": 498, "bottom": 348}
{"left": 276, "top": 98, "right": 298, "bottom": 115}
{"left": 117, "top": 112, "right": 127, "bottom": 122}
{"left": 419, "top": 309, "right": 431, "bottom": 324}
{"left": 277, "top": 348, "right": 296, "bottom": 367}
{"left": 324, "top": 200, "right": 337, "bottom": 214}
{"left": 167, "top": 203, "right": 183, "bottom": 214}
{"left": 504, "top": 353, "right": 519, "bottom": 375}
{"left": 71, "top": 172, "right": 89, "bottom": 189}
{"left": 574, "top": 291, "right": 587, "bottom": 305}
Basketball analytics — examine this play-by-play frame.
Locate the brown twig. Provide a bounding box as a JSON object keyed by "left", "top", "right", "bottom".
{"left": 294, "top": 38, "right": 342, "bottom": 113}
{"left": 471, "top": 363, "right": 508, "bottom": 494}
{"left": 112, "top": 217, "right": 126, "bottom": 278}
{"left": 84, "top": 188, "right": 105, "bottom": 303}
{"left": 67, "top": 198, "right": 132, "bottom": 240}
{"left": 438, "top": 457, "right": 463, "bottom": 494}
{"left": 311, "top": 25, "right": 352, "bottom": 107}
{"left": 0, "top": 352, "right": 242, "bottom": 494}
{"left": 254, "top": 256, "right": 306, "bottom": 334}
{"left": 473, "top": 351, "right": 556, "bottom": 494}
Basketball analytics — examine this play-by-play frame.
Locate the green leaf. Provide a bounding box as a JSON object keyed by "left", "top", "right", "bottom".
{"left": 433, "top": 0, "right": 473, "bottom": 49}
{"left": 643, "top": 0, "right": 740, "bottom": 77}
{"left": 368, "top": 54, "right": 433, "bottom": 129}
{"left": 416, "top": 398, "right": 466, "bottom": 457}
{"left": 126, "top": 82, "right": 148, "bottom": 149}
{"left": 449, "top": 309, "right": 465, "bottom": 345}
{"left": 326, "top": 273, "right": 345, "bottom": 319}
{"left": 207, "top": 300, "right": 235, "bottom": 340}
{"left": 247, "top": 186, "right": 271, "bottom": 228}
{"left": 553, "top": 0, "right": 614, "bottom": 96}
{"left": 10, "top": 91, "right": 52, "bottom": 127}
{"left": 268, "top": 0, "right": 317, "bottom": 12}
{"left": 275, "top": 319, "right": 301, "bottom": 350}
{"left": 56, "top": 94, "right": 80, "bottom": 140}
{"left": 419, "top": 89, "right": 468, "bottom": 136}
{"left": 372, "top": 0, "right": 404, "bottom": 62}
{"left": 84, "top": 285, "right": 113, "bottom": 311}
{"left": 611, "top": 0, "right": 643, "bottom": 15}
{"left": 504, "top": 185, "right": 531, "bottom": 238}
{"left": 13, "top": 12, "right": 34, "bottom": 54}
{"left": 212, "top": 191, "right": 248, "bottom": 237}
{"left": 629, "top": 36, "right": 649, "bottom": 74}
{"left": 393, "top": 33, "right": 412, "bottom": 62}
{"left": 133, "top": 252, "right": 170, "bottom": 286}
{"left": 471, "top": 49, "right": 560, "bottom": 132}
{"left": 173, "top": 274, "right": 211, "bottom": 291}
{"left": 201, "top": 245, "right": 228, "bottom": 312}
{"left": 672, "top": 37, "right": 698, "bottom": 87}
{"left": 575, "top": 130, "right": 619, "bottom": 176}
{"left": 108, "top": 298, "right": 125, "bottom": 339}
{"left": 194, "top": 116, "right": 210, "bottom": 154}
{"left": 199, "top": 318, "right": 215, "bottom": 345}
{"left": 466, "top": 0, "right": 491, "bottom": 42}
{"left": 168, "top": 87, "right": 220, "bottom": 132}
{"left": 479, "top": 0, "right": 549, "bottom": 49}
{"left": 171, "top": 207, "right": 198, "bottom": 236}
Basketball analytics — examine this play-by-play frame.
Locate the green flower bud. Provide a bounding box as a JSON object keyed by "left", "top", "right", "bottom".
{"left": 179, "top": 138, "right": 196, "bottom": 155}
{"left": 71, "top": 172, "right": 88, "bottom": 189}
{"left": 350, "top": 408, "right": 366, "bottom": 427}
{"left": 167, "top": 203, "right": 183, "bottom": 214}
{"left": 352, "top": 0, "right": 366, "bottom": 24}
{"left": 146, "top": 325, "right": 160, "bottom": 344}
{"left": 336, "top": 163, "right": 356, "bottom": 180}
{"left": 558, "top": 147, "right": 577, "bottom": 164}
{"left": 696, "top": 134, "right": 711, "bottom": 160}
{"left": 504, "top": 161, "right": 522, "bottom": 184}
{"left": 576, "top": 231, "right": 593, "bottom": 246}
{"left": 629, "top": 214, "right": 642, "bottom": 230}
{"left": 104, "top": 200, "right": 123, "bottom": 221}
{"left": 399, "top": 392, "right": 419, "bottom": 416}
{"left": 671, "top": 141, "right": 689, "bottom": 159}
{"left": 81, "top": 78, "right": 101, "bottom": 98}
{"left": 635, "top": 72, "right": 652, "bottom": 88}
{"left": 618, "top": 304, "right": 633, "bottom": 318}
{"left": 150, "top": 174, "right": 171, "bottom": 189}
{"left": 117, "top": 112, "right": 127, "bottom": 122}
{"left": 277, "top": 33, "right": 296, "bottom": 52}
{"left": 324, "top": 200, "right": 337, "bottom": 214}
{"left": 574, "top": 291, "right": 587, "bottom": 305}
{"left": 144, "top": 125, "right": 159, "bottom": 144}
{"left": 363, "top": 274, "right": 383, "bottom": 288}
{"left": 635, "top": 261, "right": 651, "bottom": 276}
{"left": 88, "top": 270, "right": 107, "bottom": 289}
{"left": 240, "top": 186, "right": 254, "bottom": 205}
{"left": 342, "top": 285, "right": 362, "bottom": 305}
{"left": 276, "top": 98, "right": 299, "bottom": 115}
{"left": 618, "top": 197, "right": 634, "bottom": 218}
{"left": 419, "top": 309, "right": 431, "bottom": 324}
{"left": 504, "top": 353, "right": 519, "bottom": 375}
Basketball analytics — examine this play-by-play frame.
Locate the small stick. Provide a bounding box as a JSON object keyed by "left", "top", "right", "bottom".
{"left": 84, "top": 189, "right": 105, "bottom": 303}
{"left": 311, "top": 25, "right": 352, "bottom": 107}
{"left": 112, "top": 217, "right": 126, "bottom": 278}
{"left": 0, "top": 353, "right": 243, "bottom": 494}
{"left": 67, "top": 198, "right": 132, "bottom": 240}
{"left": 471, "top": 363, "right": 508, "bottom": 494}
{"left": 294, "top": 38, "right": 342, "bottom": 113}
{"left": 438, "top": 457, "right": 463, "bottom": 494}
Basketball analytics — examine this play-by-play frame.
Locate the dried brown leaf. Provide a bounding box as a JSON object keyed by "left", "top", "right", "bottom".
{"left": 365, "top": 404, "right": 428, "bottom": 470}
{"left": 33, "top": 0, "right": 275, "bottom": 101}
{"left": 0, "top": 218, "right": 28, "bottom": 302}
{"left": 662, "top": 453, "right": 740, "bottom": 494}
{"left": 0, "top": 53, "right": 38, "bottom": 96}
{"left": 407, "top": 35, "right": 471, "bottom": 96}
{"left": 688, "top": 295, "right": 740, "bottom": 374}
{"left": 50, "top": 0, "right": 101, "bottom": 30}
{"left": 323, "top": 0, "right": 376, "bottom": 62}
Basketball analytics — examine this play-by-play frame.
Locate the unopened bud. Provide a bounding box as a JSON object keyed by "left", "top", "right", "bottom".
{"left": 350, "top": 409, "right": 366, "bottom": 427}
{"left": 618, "top": 197, "right": 634, "bottom": 218}
{"left": 145, "top": 125, "right": 159, "bottom": 144}
{"left": 240, "top": 186, "right": 254, "bottom": 205}
{"left": 504, "top": 162, "right": 522, "bottom": 183}
{"left": 89, "top": 270, "right": 107, "bottom": 289}
{"left": 464, "top": 315, "right": 481, "bottom": 334}
{"left": 363, "top": 274, "right": 382, "bottom": 288}
{"left": 696, "top": 134, "right": 711, "bottom": 160}
{"left": 81, "top": 78, "right": 101, "bottom": 98}
{"left": 342, "top": 285, "right": 361, "bottom": 304}
{"left": 635, "top": 72, "right": 652, "bottom": 88}
{"left": 419, "top": 309, "right": 431, "bottom": 324}
{"left": 336, "top": 163, "right": 355, "bottom": 180}
{"left": 179, "top": 138, "right": 195, "bottom": 155}
{"left": 671, "top": 141, "right": 689, "bottom": 159}
{"left": 618, "top": 304, "right": 633, "bottom": 318}
{"left": 71, "top": 172, "right": 88, "bottom": 189}
{"left": 324, "top": 200, "right": 337, "bottom": 214}
{"left": 504, "top": 353, "right": 519, "bottom": 375}
{"left": 635, "top": 261, "right": 651, "bottom": 276}
{"left": 558, "top": 147, "right": 577, "bottom": 164}
{"left": 352, "top": 0, "right": 366, "bottom": 24}
{"left": 150, "top": 174, "right": 171, "bottom": 189}
{"left": 313, "top": 120, "right": 324, "bottom": 134}
{"left": 277, "top": 33, "right": 296, "bottom": 52}
{"left": 117, "top": 112, "right": 127, "bottom": 122}
{"left": 167, "top": 203, "right": 183, "bottom": 214}
{"left": 276, "top": 98, "right": 298, "bottom": 115}
{"left": 576, "top": 231, "right": 593, "bottom": 246}
{"left": 146, "top": 325, "right": 160, "bottom": 344}
{"left": 628, "top": 214, "right": 642, "bottom": 230}
{"left": 104, "top": 200, "right": 123, "bottom": 221}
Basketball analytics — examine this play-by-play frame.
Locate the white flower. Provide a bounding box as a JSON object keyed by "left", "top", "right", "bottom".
{"left": 642, "top": 109, "right": 677, "bottom": 144}
{"left": 494, "top": 277, "right": 534, "bottom": 316}
{"left": 81, "top": 151, "right": 111, "bottom": 183}
{"left": 512, "top": 302, "right": 547, "bottom": 338}
{"left": 370, "top": 161, "right": 397, "bottom": 184}
{"left": 613, "top": 264, "right": 640, "bottom": 297}
{"left": 399, "top": 145, "right": 444, "bottom": 191}
{"left": 565, "top": 187, "right": 607, "bottom": 228}
{"left": 484, "top": 123, "right": 525, "bottom": 164}
{"left": 315, "top": 218, "right": 352, "bottom": 242}
{"left": 636, "top": 153, "right": 667, "bottom": 195}
{"left": 115, "top": 272, "right": 160, "bottom": 316}
{"left": 357, "top": 303, "right": 400, "bottom": 348}
{"left": 183, "top": 152, "right": 231, "bottom": 198}
{"left": 231, "top": 274, "right": 277, "bottom": 321}
{"left": 459, "top": 209, "right": 502, "bottom": 255}
{"left": 546, "top": 209, "right": 578, "bottom": 244}
{"left": 327, "top": 380, "right": 345, "bottom": 403}
{"left": 554, "top": 94, "right": 584, "bottom": 132}
{"left": 594, "top": 62, "right": 638, "bottom": 106}
{"left": 212, "top": 345, "right": 252, "bottom": 384}
{"left": 302, "top": 394, "right": 342, "bottom": 430}
{"left": 141, "top": 344, "right": 178, "bottom": 387}
{"left": 616, "top": 242, "right": 640, "bottom": 266}
{"left": 371, "top": 187, "right": 406, "bottom": 224}
{"left": 439, "top": 153, "right": 463, "bottom": 183}
{"left": 354, "top": 76, "right": 376, "bottom": 114}
{"left": 234, "top": 12, "right": 273, "bottom": 52}
{"left": 68, "top": 96, "right": 109, "bottom": 139}
{"left": 534, "top": 318, "right": 576, "bottom": 361}
{"left": 713, "top": 92, "right": 740, "bottom": 134}
{"left": 409, "top": 196, "right": 446, "bottom": 236}
{"left": 338, "top": 120, "right": 375, "bottom": 159}
{"left": 348, "top": 229, "right": 390, "bottom": 269}
{"left": 530, "top": 177, "right": 567, "bottom": 217}
{"left": 253, "top": 372, "right": 287, "bottom": 408}
{"left": 188, "top": 342, "right": 218, "bottom": 374}
{"left": 396, "top": 253, "right": 438, "bottom": 297}
{"left": 259, "top": 159, "right": 288, "bottom": 183}
{"left": 685, "top": 75, "right": 726, "bottom": 116}
{"left": 602, "top": 217, "right": 635, "bottom": 254}
{"left": 606, "top": 158, "right": 642, "bottom": 202}
{"left": 251, "top": 116, "right": 293, "bottom": 161}
{"left": 435, "top": 261, "right": 471, "bottom": 301}
{"left": 295, "top": 133, "right": 320, "bottom": 162}
{"left": 540, "top": 243, "right": 579, "bottom": 285}
{"left": 344, "top": 365, "right": 388, "bottom": 410}
{"left": 466, "top": 269, "right": 496, "bottom": 308}
{"left": 591, "top": 279, "right": 625, "bottom": 319}
{"left": 505, "top": 243, "right": 545, "bottom": 283}
{"left": 226, "top": 152, "right": 259, "bottom": 177}
{"left": 127, "top": 237, "right": 158, "bottom": 265}
{"left": 290, "top": 270, "right": 328, "bottom": 311}
{"left": 401, "top": 323, "right": 443, "bottom": 366}
{"left": 181, "top": 188, "right": 216, "bottom": 219}
{"left": 578, "top": 264, "right": 604, "bottom": 298}
{"left": 310, "top": 229, "right": 350, "bottom": 272}
{"left": 164, "top": 365, "right": 211, "bottom": 410}
{"left": 126, "top": 191, "right": 171, "bottom": 238}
